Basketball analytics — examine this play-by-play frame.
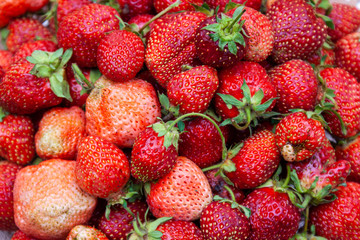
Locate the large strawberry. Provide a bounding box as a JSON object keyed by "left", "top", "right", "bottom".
{"left": 266, "top": 0, "right": 328, "bottom": 64}
{"left": 336, "top": 135, "right": 360, "bottom": 182}
{"left": 145, "top": 11, "right": 206, "bottom": 88}
{"left": 57, "top": 4, "right": 120, "bottom": 67}
{"left": 85, "top": 76, "right": 161, "bottom": 148}
{"left": 13, "top": 159, "right": 97, "bottom": 240}
{"left": 75, "top": 135, "right": 130, "bottom": 199}
{"left": 309, "top": 182, "right": 360, "bottom": 239}
{"left": 146, "top": 156, "right": 212, "bottom": 221}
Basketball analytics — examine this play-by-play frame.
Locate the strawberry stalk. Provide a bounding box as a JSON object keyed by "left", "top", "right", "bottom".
{"left": 71, "top": 63, "right": 96, "bottom": 95}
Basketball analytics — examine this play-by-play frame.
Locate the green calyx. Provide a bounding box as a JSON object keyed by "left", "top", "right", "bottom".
{"left": 218, "top": 79, "right": 278, "bottom": 130}
{"left": 202, "top": 5, "right": 247, "bottom": 55}
{"left": 0, "top": 107, "right": 9, "bottom": 122}
{"left": 27, "top": 48, "right": 73, "bottom": 101}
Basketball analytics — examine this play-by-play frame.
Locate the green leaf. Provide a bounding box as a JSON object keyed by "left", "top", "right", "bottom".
{"left": 253, "top": 97, "right": 277, "bottom": 112}
{"left": 26, "top": 56, "right": 38, "bottom": 64}
{"left": 49, "top": 48, "right": 64, "bottom": 63}
{"left": 233, "top": 33, "right": 245, "bottom": 47}
{"left": 213, "top": 195, "right": 223, "bottom": 201}
{"left": 232, "top": 5, "right": 245, "bottom": 20}
{"left": 152, "top": 122, "right": 167, "bottom": 135}
{"left": 239, "top": 205, "right": 251, "bottom": 218}
{"left": 222, "top": 160, "right": 236, "bottom": 173}
{"left": 218, "top": 38, "right": 227, "bottom": 50}
{"left": 30, "top": 50, "right": 49, "bottom": 63}
{"left": 49, "top": 73, "right": 73, "bottom": 101}
{"left": 317, "top": 0, "right": 332, "bottom": 12}
{"left": 317, "top": 14, "right": 334, "bottom": 30}
{"left": 241, "top": 80, "right": 251, "bottom": 103}
{"left": 159, "top": 93, "right": 170, "bottom": 110}
{"left": 59, "top": 48, "right": 73, "bottom": 67}
{"left": 217, "top": 93, "right": 243, "bottom": 107}
{"left": 0, "top": 107, "right": 9, "bottom": 122}
{"left": 31, "top": 65, "right": 52, "bottom": 78}
{"left": 219, "top": 118, "right": 233, "bottom": 126}
{"left": 211, "top": 32, "right": 220, "bottom": 42}
{"left": 224, "top": 0, "right": 240, "bottom": 13}
{"left": 147, "top": 217, "right": 173, "bottom": 233}
{"left": 148, "top": 231, "right": 163, "bottom": 239}
{"left": 251, "top": 88, "right": 264, "bottom": 106}
{"left": 177, "top": 120, "right": 185, "bottom": 132}
{"left": 202, "top": 23, "right": 220, "bottom": 33}
{"left": 89, "top": 69, "right": 102, "bottom": 84}
{"left": 227, "top": 41, "right": 237, "bottom": 55}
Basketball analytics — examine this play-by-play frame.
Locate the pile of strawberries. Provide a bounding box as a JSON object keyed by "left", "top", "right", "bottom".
{"left": 1, "top": 0, "right": 360, "bottom": 239}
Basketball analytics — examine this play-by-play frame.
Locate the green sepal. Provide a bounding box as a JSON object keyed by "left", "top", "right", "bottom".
{"left": 89, "top": 69, "right": 102, "bottom": 84}
{"left": 317, "top": 0, "right": 333, "bottom": 15}
{"left": 148, "top": 231, "right": 163, "bottom": 239}
{"left": 0, "top": 107, "right": 9, "bottom": 122}
{"left": 31, "top": 157, "right": 43, "bottom": 165}
{"left": 290, "top": 169, "right": 305, "bottom": 193}
{"left": 252, "top": 97, "right": 277, "bottom": 112}
{"left": 144, "top": 182, "right": 151, "bottom": 195}
{"left": 224, "top": 0, "right": 241, "bottom": 13}
{"left": 159, "top": 93, "right": 170, "bottom": 110}
{"left": 1, "top": 28, "right": 9, "bottom": 50}
{"left": 241, "top": 79, "right": 251, "bottom": 103}
{"left": 317, "top": 14, "right": 334, "bottom": 30}
{"left": 147, "top": 217, "right": 172, "bottom": 233}
{"left": 177, "top": 120, "right": 185, "bottom": 132}
{"left": 71, "top": 63, "right": 95, "bottom": 96}
{"left": 49, "top": 71, "right": 72, "bottom": 101}
{"left": 152, "top": 122, "right": 167, "bottom": 137}
{"left": 222, "top": 160, "right": 236, "bottom": 173}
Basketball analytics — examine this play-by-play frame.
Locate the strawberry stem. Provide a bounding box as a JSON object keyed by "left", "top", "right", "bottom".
{"left": 71, "top": 63, "right": 95, "bottom": 92}
{"left": 224, "top": 185, "right": 236, "bottom": 202}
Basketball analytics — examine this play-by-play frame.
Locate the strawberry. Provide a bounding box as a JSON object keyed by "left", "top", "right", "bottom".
{"left": 128, "top": 14, "right": 154, "bottom": 42}
{"left": 98, "top": 199, "right": 148, "bottom": 240}
{"left": 266, "top": 0, "right": 327, "bottom": 64}
{"left": 195, "top": 7, "right": 248, "bottom": 68}
{"left": 145, "top": 11, "right": 207, "bottom": 88}
{"left": 319, "top": 67, "right": 360, "bottom": 138}
{"left": 75, "top": 135, "right": 130, "bottom": 199}
{"left": 336, "top": 135, "right": 360, "bottom": 182}
{"left": 6, "top": 18, "right": 53, "bottom": 53}
{"left": 214, "top": 61, "right": 277, "bottom": 130}
{"left": 117, "top": 0, "right": 154, "bottom": 21}
{"left": 57, "top": 4, "right": 120, "bottom": 67}
{"left": 243, "top": 187, "right": 301, "bottom": 240}
{"left": 97, "top": 30, "right": 145, "bottom": 82}
{"left": 63, "top": 66, "right": 92, "bottom": 107}
{"left": 335, "top": 32, "right": 360, "bottom": 81}
{"left": 66, "top": 225, "right": 108, "bottom": 240}
{"left": 228, "top": 6, "right": 274, "bottom": 63}
{"left": 166, "top": 65, "right": 219, "bottom": 114}
{"left": 12, "top": 40, "right": 57, "bottom": 63}
{"left": 275, "top": 112, "right": 326, "bottom": 162}
{"left": 178, "top": 117, "right": 230, "bottom": 169}
{"left": 85, "top": 77, "right": 161, "bottom": 148}
{"left": 146, "top": 156, "right": 212, "bottom": 221}
{"left": 35, "top": 106, "right": 86, "bottom": 160}
{"left": 225, "top": 129, "right": 281, "bottom": 189}
{"left": 306, "top": 45, "right": 335, "bottom": 66}
{"left": 0, "top": 161, "right": 22, "bottom": 231}
{"left": 268, "top": 59, "right": 319, "bottom": 113}
{"left": 309, "top": 182, "right": 360, "bottom": 239}
{"left": 13, "top": 159, "right": 97, "bottom": 240}
{"left": 0, "top": 0, "right": 27, "bottom": 28}
{"left": 11, "top": 230, "right": 40, "bottom": 240}
{"left": 205, "top": 0, "right": 262, "bottom": 12}
{"left": 56, "top": 0, "right": 91, "bottom": 23}
{"left": 155, "top": 220, "right": 204, "bottom": 239}
{"left": 200, "top": 196, "right": 251, "bottom": 240}
{"left": 24, "top": 0, "right": 49, "bottom": 12}
{"left": 154, "top": 0, "right": 203, "bottom": 13}
{"left": 0, "top": 50, "right": 13, "bottom": 72}
{"left": 0, "top": 112, "right": 35, "bottom": 165}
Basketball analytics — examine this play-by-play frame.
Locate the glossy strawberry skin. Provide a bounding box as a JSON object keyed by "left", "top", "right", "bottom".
{"left": 319, "top": 68, "right": 360, "bottom": 138}
{"left": 145, "top": 11, "right": 207, "bottom": 88}
{"left": 12, "top": 40, "right": 57, "bottom": 63}
{"left": 243, "top": 187, "right": 301, "bottom": 240}
{"left": 154, "top": 0, "right": 203, "bottom": 13}
{"left": 57, "top": 4, "right": 120, "bottom": 68}
{"left": 336, "top": 135, "right": 360, "bottom": 182}
{"left": 268, "top": 59, "right": 319, "bottom": 113}
{"left": 275, "top": 112, "right": 326, "bottom": 162}
{"left": 98, "top": 199, "right": 147, "bottom": 240}
{"left": 56, "top": 0, "right": 91, "bottom": 23}
{"left": 75, "top": 135, "right": 130, "bottom": 199}
{"left": 205, "top": 0, "right": 262, "bottom": 12}
{"left": 131, "top": 127, "right": 178, "bottom": 182}
{"left": 97, "top": 30, "right": 145, "bottom": 82}
{"left": 0, "top": 60, "right": 62, "bottom": 115}
{"left": 157, "top": 220, "right": 204, "bottom": 240}
{"left": 117, "top": 0, "right": 154, "bottom": 21}
{"left": 226, "top": 129, "right": 281, "bottom": 189}
{"left": 167, "top": 65, "right": 219, "bottom": 114}
{"left": 0, "top": 115, "right": 35, "bottom": 165}
{"left": 267, "top": 0, "right": 327, "bottom": 64}
{"left": 0, "top": 161, "right": 22, "bottom": 231}
{"left": 309, "top": 182, "right": 360, "bottom": 240}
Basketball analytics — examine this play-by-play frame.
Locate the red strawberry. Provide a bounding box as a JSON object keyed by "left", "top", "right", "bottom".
{"left": 85, "top": 77, "right": 161, "bottom": 148}
{"left": 205, "top": 0, "right": 262, "bottom": 12}
{"left": 56, "top": 0, "right": 91, "bottom": 23}
{"left": 117, "top": 0, "right": 154, "bottom": 21}
{"left": 275, "top": 112, "right": 326, "bottom": 162}
{"left": 66, "top": 225, "right": 108, "bottom": 240}
{"left": 268, "top": 59, "right": 319, "bottom": 113}
{"left": 146, "top": 156, "right": 212, "bottom": 221}
{"left": 12, "top": 40, "right": 57, "bottom": 63}
{"left": 335, "top": 32, "right": 360, "bottom": 81}
{"left": 128, "top": 14, "right": 154, "bottom": 42}
{"left": 131, "top": 126, "right": 178, "bottom": 182}
{"left": 75, "top": 135, "right": 130, "bottom": 199}
{"left": 0, "top": 50, "right": 13, "bottom": 72}
{"left": 243, "top": 187, "right": 301, "bottom": 240}
{"left": 0, "top": 113, "right": 35, "bottom": 165}
{"left": 266, "top": 0, "right": 327, "bottom": 64}
{"left": 336, "top": 135, "right": 360, "bottom": 182}
{"left": 145, "top": 11, "right": 207, "bottom": 88}
{"left": 57, "top": 4, "right": 120, "bottom": 67}
{"left": 166, "top": 65, "right": 219, "bottom": 114}
{"left": 319, "top": 67, "right": 360, "bottom": 138}
{"left": 309, "top": 182, "right": 360, "bottom": 239}
{"left": 156, "top": 220, "right": 204, "bottom": 239}
{"left": 0, "top": 161, "right": 22, "bottom": 231}
{"left": 11, "top": 230, "right": 40, "bottom": 240}
{"left": 97, "top": 30, "right": 145, "bottom": 82}
{"left": 154, "top": 0, "right": 203, "bottom": 13}
{"left": 306, "top": 45, "right": 335, "bottom": 66}
{"left": 25, "top": 0, "right": 49, "bottom": 12}
{"left": 0, "top": 0, "right": 27, "bottom": 28}
{"left": 6, "top": 18, "right": 53, "bottom": 53}
{"left": 63, "top": 66, "right": 92, "bottom": 107}
{"left": 178, "top": 117, "right": 230, "bottom": 169}
{"left": 98, "top": 199, "right": 148, "bottom": 240}
{"left": 225, "top": 129, "right": 281, "bottom": 189}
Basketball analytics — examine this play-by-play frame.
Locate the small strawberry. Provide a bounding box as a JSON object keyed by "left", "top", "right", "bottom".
{"left": 75, "top": 135, "right": 130, "bottom": 199}
{"left": 57, "top": 4, "right": 120, "bottom": 67}
{"left": 275, "top": 112, "right": 327, "bottom": 162}
{"left": 268, "top": 59, "right": 319, "bottom": 113}
{"left": 154, "top": 0, "right": 203, "bottom": 13}
{"left": 12, "top": 40, "right": 57, "bottom": 63}
{"left": 145, "top": 11, "right": 207, "bottom": 88}
{"left": 11, "top": 230, "right": 40, "bottom": 240}
{"left": 146, "top": 156, "right": 212, "bottom": 221}
{"left": 309, "top": 182, "right": 360, "bottom": 239}
{"left": 0, "top": 161, "right": 22, "bottom": 231}
{"left": 97, "top": 30, "right": 145, "bottom": 82}
{"left": 336, "top": 135, "right": 360, "bottom": 182}
{"left": 13, "top": 159, "right": 97, "bottom": 240}
{"left": 6, "top": 18, "right": 53, "bottom": 53}
{"left": 266, "top": 0, "right": 328, "bottom": 64}
{"left": 0, "top": 110, "right": 35, "bottom": 165}
{"left": 166, "top": 65, "right": 219, "bottom": 114}
{"left": 66, "top": 225, "right": 108, "bottom": 240}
